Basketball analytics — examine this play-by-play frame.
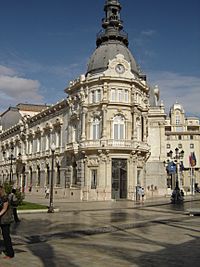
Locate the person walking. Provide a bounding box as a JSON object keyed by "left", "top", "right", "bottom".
{"left": 138, "top": 186, "right": 145, "bottom": 203}
{"left": 45, "top": 187, "right": 50, "bottom": 199}
{"left": 9, "top": 189, "right": 20, "bottom": 223}
{"left": 141, "top": 187, "right": 145, "bottom": 203}
{"left": 0, "top": 185, "right": 14, "bottom": 259}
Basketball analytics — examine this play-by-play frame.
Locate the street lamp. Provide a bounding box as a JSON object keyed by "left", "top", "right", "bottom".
{"left": 166, "top": 147, "right": 184, "bottom": 203}
{"left": 9, "top": 144, "right": 15, "bottom": 183}
{"left": 174, "top": 148, "right": 184, "bottom": 189}
{"left": 48, "top": 143, "right": 56, "bottom": 213}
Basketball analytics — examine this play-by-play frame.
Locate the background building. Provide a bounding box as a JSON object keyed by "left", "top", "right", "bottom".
{"left": 165, "top": 102, "right": 200, "bottom": 193}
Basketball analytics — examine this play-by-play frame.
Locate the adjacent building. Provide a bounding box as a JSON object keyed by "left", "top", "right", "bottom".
{"left": 165, "top": 103, "right": 200, "bottom": 193}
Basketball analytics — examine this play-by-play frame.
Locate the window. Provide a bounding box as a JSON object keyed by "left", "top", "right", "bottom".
{"left": 56, "top": 164, "right": 61, "bottom": 185}
{"left": 190, "top": 135, "right": 193, "bottom": 140}
{"left": 28, "top": 139, "right": 33, "bottom": 154}
{"left": 37, "top": 166, "right": 41, "bottom": 186}
{"left": 29, "top": 167, "right": 33, "bottom": 186}
{"left": 91, "top": 91, "right": 95, "bottom": 103}
{"left": 190, "top": 144, "right": 194, "bottom": 149}
{"left": 36, "top": 136, "right": 41, "bottom": 152}
{"left": 110, "top": 88, "right": 129, "bottom": 103}
{"left": 46, "top": 133, "right": 50, "bottom": 150}
{"left": 175, "top": 115, "right": 181, "bottom": 125}
{"left": 91, "top": 169, "right": 97, "bottom": 189}
{"left": 118, "top": 89, "right": 123, "bottom": 102}
{"left": 92, "top": 118, "right": 100, "bottom": 140}
{"left": 72, "top": 124, "right": 78, "bottom": 142}
{"left": 167, "top": 144, "right": 171, "bottom": 149}
{"left": 90, "top": 90, "right": 101, "bottom": 103}
{"left": 96, "top": 90, "right": 101, "bottom": 102}
{"left": 72, "top": 161, "right": 77, "bottom": 185}
{"left": 178, "top": 135, "right": 182, "bottom": 140}
{"left": 113, "top": 115, "right": 125, "bottom": 140}
{"left": 124, "top": 90, "right": 129, "bottom": 103}
{"left": 111, "top": 88, "right": 116, "bottom": 101}
{"left": 55, "top": 129, "right": 61, "bottom": 147}
{"left": 178, "top": 144, "right": 182, "bottom": 148}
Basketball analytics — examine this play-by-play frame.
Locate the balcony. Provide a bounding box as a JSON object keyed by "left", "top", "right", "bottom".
{"left": 66, "top": 140, "right": 150, "bottom": 152}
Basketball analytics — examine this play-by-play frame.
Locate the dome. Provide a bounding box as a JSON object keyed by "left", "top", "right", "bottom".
{"left": 170, "top": 102, "right": 185, "bottom": 114}
{"left": 87, "top": 0, "right": 139, "bottom": 76}
{"left": 87, "top": 42, "right": 139, "bottom": 75}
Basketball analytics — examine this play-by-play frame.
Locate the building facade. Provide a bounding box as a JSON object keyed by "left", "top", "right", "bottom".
{"left": 0, "top": 0, "right": 199, "bottom": 201}
{"left": 165, "top": 103, "right": 200, "bottom": 193}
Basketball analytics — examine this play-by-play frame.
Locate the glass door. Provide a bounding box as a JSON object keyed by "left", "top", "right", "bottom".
{"left": 112, "top": 159, "right": 127, "bottom": 199}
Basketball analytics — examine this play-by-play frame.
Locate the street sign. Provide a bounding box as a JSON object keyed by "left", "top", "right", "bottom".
{"left": 166, "top": 161, "right": 176, "bottom": 174}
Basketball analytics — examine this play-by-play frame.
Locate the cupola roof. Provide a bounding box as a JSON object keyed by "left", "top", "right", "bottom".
{"left": 87, "top": 0, "right": 139, "bottom": 76}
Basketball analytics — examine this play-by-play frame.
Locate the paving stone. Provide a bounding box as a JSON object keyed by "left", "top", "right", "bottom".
{"left": 1, "top": 195, "right": 200, "bottom": 266}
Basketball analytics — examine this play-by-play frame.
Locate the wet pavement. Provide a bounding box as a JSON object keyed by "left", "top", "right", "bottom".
{"left": 0, "top": 195, "right": 200, "bottom": 266}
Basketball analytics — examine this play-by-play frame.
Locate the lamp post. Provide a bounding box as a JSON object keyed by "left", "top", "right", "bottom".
{"left": 174, "top": 148, "right": 184, "bottom": 189}
{"left": 48, "top": 143, "right": 56, "bottom": 213}
{"left": 9, "top": 144, "right": 15, "bottom": 183}
{"left": 166, "top": 148, "right": 184, "bottom": 203}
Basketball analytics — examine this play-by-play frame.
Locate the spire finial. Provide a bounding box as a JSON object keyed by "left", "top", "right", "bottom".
{"left": 96, "top": 0, "right": 128, "bottom": 47}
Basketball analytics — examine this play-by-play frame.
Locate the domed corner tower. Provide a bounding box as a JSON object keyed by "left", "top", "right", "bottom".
{"left": 65, "top": 0, "right": 152, "bottom": 202}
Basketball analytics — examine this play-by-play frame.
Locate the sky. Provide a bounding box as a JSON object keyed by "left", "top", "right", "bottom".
{"left": 0, "top": 0, "right": 199, "bottom": 116}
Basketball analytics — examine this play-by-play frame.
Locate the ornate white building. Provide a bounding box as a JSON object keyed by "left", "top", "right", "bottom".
{"left": 0, "top": 0, "right": 199, "bottom": 200}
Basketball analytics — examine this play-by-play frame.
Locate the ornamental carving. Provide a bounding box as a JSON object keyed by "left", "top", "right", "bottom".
{"left": 91, "top": 111, "right": 102, "bottom": 119}
{"left": 87, "top": 158, "right": 99, "bottom": 167}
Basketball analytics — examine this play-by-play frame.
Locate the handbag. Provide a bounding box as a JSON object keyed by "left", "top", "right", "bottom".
{"left": 0, "top": 204, "right": 14, "bottom": 225}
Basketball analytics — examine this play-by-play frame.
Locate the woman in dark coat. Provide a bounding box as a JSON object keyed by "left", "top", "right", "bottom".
{"left": 0, "top": 185, "right": 14, "bottom": 259}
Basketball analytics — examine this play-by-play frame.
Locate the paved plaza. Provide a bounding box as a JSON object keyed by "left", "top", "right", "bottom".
{"left": 0, "top": 195, "right": 200, "bottom": 267}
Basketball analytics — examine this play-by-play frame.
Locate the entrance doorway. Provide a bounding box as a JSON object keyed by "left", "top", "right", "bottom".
{"left": 112, "top": 159, "right": 127, "bottom": 199}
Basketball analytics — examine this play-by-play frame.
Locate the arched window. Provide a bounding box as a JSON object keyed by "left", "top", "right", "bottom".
{"left": 175, "top": 115, "right": 181, "bottom": 125}
{"left": 113, "top": 115, "right": 125, "bottom": 140}
{"left": 92, "top": 118, "right": 100, "bottom": 140}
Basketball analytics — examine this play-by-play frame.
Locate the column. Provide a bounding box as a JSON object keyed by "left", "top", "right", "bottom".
{"left": 132, "top": 107, "right": 138, "bottom": 141}
{"left": 81, "top": 107, "right": 87, "bottom": 140}
{"left": 102, "top": 106, "right": 107, "bottom": 139}
{"left": 143, "top": 114, "right": 147, "bottom": 142}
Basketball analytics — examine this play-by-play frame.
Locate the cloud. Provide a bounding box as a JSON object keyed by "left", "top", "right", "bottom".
{"left": 0, "top": 65, "right": 44, "bottom": 111}
{"left": 0, "top": 65, "right": 17, "bottom": 76}
{"left": 130, "top": 29, "right": 157, "bottom": 68}
{"left": 133, "top": 29, "right": 157, "bottom": 46}
{"left": 141, "top": 30, "right": 156, "bottom": 37}
{"left": 149, "top": 71, "right": 200, "bottom": 116}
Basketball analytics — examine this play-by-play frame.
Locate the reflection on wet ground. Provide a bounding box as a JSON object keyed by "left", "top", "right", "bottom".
{"left": 2, "top": 198, "right": 200, "bottom": 266}
{"left": 12, "top": 200, "right": 200, "bottom": 244}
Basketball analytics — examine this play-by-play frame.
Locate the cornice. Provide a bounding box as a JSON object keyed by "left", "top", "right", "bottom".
{"left": 66, "top": 75, "right": 149, "bottom": 93}
{"left": 27, "top": 99, "right": 67, "bottom": 125}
